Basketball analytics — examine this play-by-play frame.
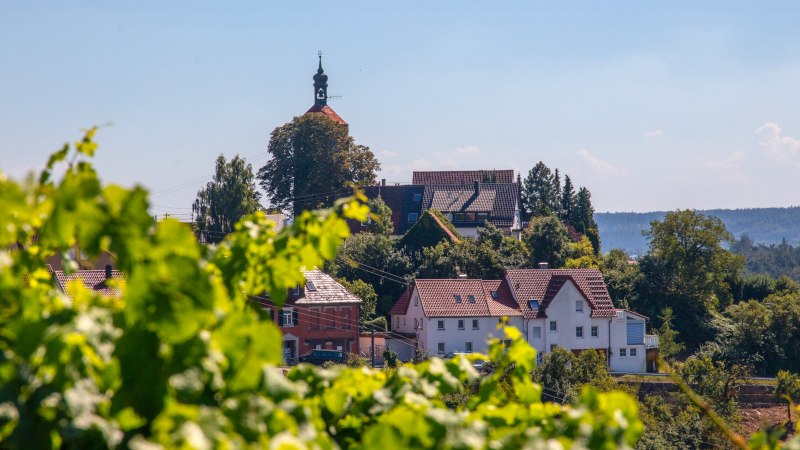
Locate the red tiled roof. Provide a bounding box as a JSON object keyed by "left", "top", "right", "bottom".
{"left": 412, "top": 170, "right": 515, "bottom": 185}
{"left": 389, "top": 285, "right": 413, "bottom": 315}
{"left": 504, "top": 269, "right": 616, "bottom": 319}
{"left": 53, "top": 269, "right": 125, "bottom": 299}
{"left": 412, "top": 279, "right": 521, "bottom": 318}
{"left": 305, "top": 104, "right": 347, "bottom": 125}
{"left": 482, "top": 280, "right": 521, "bottom": 316}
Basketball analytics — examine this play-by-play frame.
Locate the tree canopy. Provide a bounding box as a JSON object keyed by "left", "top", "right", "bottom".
{"left": 257, "top": 113, "right": 380, "bottom": 217}
{"left": 192, "top": 154, "right": 262, "bottom": 243}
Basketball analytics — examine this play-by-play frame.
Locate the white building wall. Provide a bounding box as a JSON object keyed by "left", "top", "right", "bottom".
{"left": 608, "top": 312, "right": 647, "bottom": 373}
{"left": 531, "top": 282, "right": 605, "bottom": 353}
{"left": 422, "top": 316, "right": 524, "bottom": 355}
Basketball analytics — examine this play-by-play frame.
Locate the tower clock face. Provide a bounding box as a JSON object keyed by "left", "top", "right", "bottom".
{"left": 317, "top": 88, "right": 325, "bottom": 100}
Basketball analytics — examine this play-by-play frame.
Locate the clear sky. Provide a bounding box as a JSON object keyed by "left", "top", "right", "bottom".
{"left": 2, "top": 1, "right": 799, "bottom": 217}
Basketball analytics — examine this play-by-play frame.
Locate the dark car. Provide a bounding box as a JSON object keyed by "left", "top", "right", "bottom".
{"left": 298, "top": 349, "right": 347, "bottom": 365}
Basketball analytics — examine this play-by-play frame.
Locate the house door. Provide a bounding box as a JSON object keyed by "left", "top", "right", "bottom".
{"left": 283, "top": 340, "right": 297, "bottom": 363}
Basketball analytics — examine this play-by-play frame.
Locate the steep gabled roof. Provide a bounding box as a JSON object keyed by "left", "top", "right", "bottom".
{"left": 412, "top": 170, "right": 515, "bottom": 185}
{"left": 505, "top": 269, "right": 616, "bottom": 319}
{"left": 294, "top": 269, "right": 361, "bottom": 305}
{"left": 53, "top": 269, "right": 125, "bottom": 299}
{"left": 389, "top": 285, "right": 413, "bottom": 315}
{"left": 482, "top": 279, "right": 521, "bottom": 317}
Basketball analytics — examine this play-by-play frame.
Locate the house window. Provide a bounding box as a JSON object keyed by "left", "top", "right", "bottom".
{"left": 491, "top": 290, "right": 498, "bottom": 299}
{"left": 437, "top": 343, "right": 445, "bottom": 355}
{"left": 576, "top": 301, "right": 583, "bottom": 312}
{"left": 591, "top": 326, "right": 599, "bottom": 338}
{"left": 414, "top": 295, "right": 418, "bottom": 306}
{"left": 454, "top": 294, "right": 462, "bottom": 303}
{"left": 620, "top": 348, "right": 627, "bottom": 357}
{"left": 292, "top": 286, "right": 300, "bottom": 296}
{"left": 550, "top": 321, "right": 557, "bottom": 332}
{"left": 414, "top": 318, "right": 418, "bottom": 329}
{"left": 306, "top": 281, "right": 317, "bottom": 291}
{"left": 283, "top": 310, "right": 294, "bottom": 327}
{"left": 472, "top": 319, "right": 479, "bottom": 330}
{"left": 468, "top": 294, "right": 475, "bottom": 303}
{"left": 419, "top": 320, "right": 423, "bottom": 330}
{"left": 438, "top": 320, "right": 445, "bottom": 330}
{"left": 458, "top": 319, "right": 465, "bottom": 330}
{"left": 408, "top": 212, "right": 419, "bottom": 222}
{"left": 310, "top": 308, "right": 320, "bottom": 330}
{"left": 550, "top": 344, "right": 557, "bottom": 352}
{"left": 465, "top": 342, "right": 473, "bottom": 353}
{"left": 403, "top": 317, "right": 406, "bottom": 326}
{"left": 395, "top": 317, "right": 399, "bottom": 329}
{"left": 576, "top": 326, "right": 584, "bottom": 338}
{"left": 315, "top": 344, "right": 322, "bottom": 350}
{"left": 532, "top": 326, "right": 541, "bottom": 339}
{"left": 412, "top": 193, "right": 422, "bottom": 202}
{"left": 630, "top": 348, "right": 637, "bottom": 357}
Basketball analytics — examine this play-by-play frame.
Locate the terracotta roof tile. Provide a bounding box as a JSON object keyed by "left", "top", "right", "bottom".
{"left": 389, "top": 285, "right": 413, "bottom": 315}
{"left": 415, "top": 279, "right": 491, "bottom": 317}
{"left": 412, "top": 170, "right": 515, "bottom": 185}
{"left": 505, "top": 269, "right": 616, "bottom": 319}
{"left": 482, "top": 279, "right": 522, "bottom": 317}
{"left": 305, "top": 104, "right": 347, "bottom": 125}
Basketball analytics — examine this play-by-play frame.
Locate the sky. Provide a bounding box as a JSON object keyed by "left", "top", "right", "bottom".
{"left": 1, "top": 1, "right": 800, "bottom": 218}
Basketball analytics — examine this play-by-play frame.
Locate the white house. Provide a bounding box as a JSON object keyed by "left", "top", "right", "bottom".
{"left": 387, "top": 268, "right": 657, "bottom": 373}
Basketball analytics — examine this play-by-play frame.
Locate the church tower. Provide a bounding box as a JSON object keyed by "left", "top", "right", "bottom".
{"left": 305, "top": 52, "right": 347, "bottom": 126}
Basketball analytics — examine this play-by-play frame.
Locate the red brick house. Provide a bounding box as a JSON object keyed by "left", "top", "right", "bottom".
{"left": 254, "top": 269, "right": 362, "bottom": 364}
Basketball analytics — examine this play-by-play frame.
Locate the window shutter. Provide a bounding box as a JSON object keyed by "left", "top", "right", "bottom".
{"left": 626, "top": 321, "right": 644, "bottom": 345}
{"left": 293, "top": 310, "right": 299, "bottom": 326}
{"left": 269, "top": 309, "right": 275, "bottom": 322}
{"left": 278, "top": 311, "right": 284, "bottom": 326}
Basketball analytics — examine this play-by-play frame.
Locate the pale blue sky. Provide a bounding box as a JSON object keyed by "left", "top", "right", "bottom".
{"left": 2, "top": 1, "right": 799, "bottom": 217}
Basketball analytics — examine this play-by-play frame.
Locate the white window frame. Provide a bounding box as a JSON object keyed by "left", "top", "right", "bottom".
{"left": 465, "top": 341, "right": 473, "bottom": 353}
{"left": 620, "top": 348, "right": 627, "bottom": 357}
{"left": 576, "top": 326, "right": 583, "bottom": 338}
{"left": 457, "top": 319, "right": 465, "bottom": 330}
{"left": 591, "top": 326, "right": 598, "bottom": 338}
{"left": 550, "top": 321, "right": 557, "bottom": 332}
{"left": 472, "top": 319, "right": 479, "bottom": 330}
{"left": 438, "top": 320, "right": 445, "bottom": 331}
{"left": 576, "top": 300, "right": 583, "bottom": 312}
{"left": 630, "top": 348, "right": 637, "bottom": 357}
{"left": 283, "top": 310, "right": 294, "bottom": 327}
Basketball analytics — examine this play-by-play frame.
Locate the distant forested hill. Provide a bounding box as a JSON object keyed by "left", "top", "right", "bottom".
{"left": 596, "top": 206, "right": 800, "bottom": 256}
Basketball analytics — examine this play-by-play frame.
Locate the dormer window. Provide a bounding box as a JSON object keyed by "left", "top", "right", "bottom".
{"left": 292, "top": 286, "right": 301, "bottom": 296}
{"left": 306, "top": 281, "right": 317, "bottom": 292}
{"left": 528, "top": 300, "right": 540, "bottom": 310}
{"left": 454, "top": 294, "right": 462, "bottom": 303}
{"left": 468, "top": 294, "right": 475, "bottom": 303}
{"left": 490, "top": 290, "right": 498, "bottom": 299}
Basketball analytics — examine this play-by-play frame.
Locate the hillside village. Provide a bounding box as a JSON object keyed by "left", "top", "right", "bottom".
{"left": 4, "top": 56, "right": 800, "bottom": 448}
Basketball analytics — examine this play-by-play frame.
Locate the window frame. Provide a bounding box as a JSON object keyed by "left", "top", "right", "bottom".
{"left": 591, "top": 325, "right": 599, "bottom": 338}
{"left": 630, "top": 348, "right": 637, "bottom": 357}
{"left": 457, "top": 319, "right": 465, "bottom": 330}
{"left": 407, "top": 212, "right": 419, "bottom": 222}
{"left": 437, "top": 320, "right": 445, "bottom": 331}
{"left": 549, "top": 321, "right": 558, "bottom": 332}
{"left": 465, "top": 341, "right": 473, "bottom": 353}
{"left": 619, "top": 348, "right": 627, "bottom": 357}
{"left": 472, "top": 319, "right": 479, "bottom": 330}
{"left": 576, "top": 300, "right": 583, "bottom": 312}
{"left": 437, "top": 343, "right": 445, "bottom": 355}
{"left": 576, "top": 326, "right": 584, "bottom": 338}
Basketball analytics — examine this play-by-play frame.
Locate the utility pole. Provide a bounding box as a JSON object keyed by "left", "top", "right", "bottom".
{"left": 371, "top": 328, "right": 376, "bottom": 368}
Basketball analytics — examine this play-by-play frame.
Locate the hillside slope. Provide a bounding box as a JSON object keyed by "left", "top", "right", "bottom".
{"left": 596, "top": 206, "right": 800, "bottom": 255}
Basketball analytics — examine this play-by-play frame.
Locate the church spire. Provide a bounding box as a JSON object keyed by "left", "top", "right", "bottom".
{"left": 313, "top": 51, "right": 328, "bottom": 107}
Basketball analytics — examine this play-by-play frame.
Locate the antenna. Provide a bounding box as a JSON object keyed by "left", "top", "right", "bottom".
{"left": 327, "top": 94, "right": 342, "bottom": 100}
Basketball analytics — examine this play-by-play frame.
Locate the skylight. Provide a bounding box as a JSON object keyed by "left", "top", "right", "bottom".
{"left": 528, "top": 300, "right": 540, "bottom": 310}
{"left": 306, "top": 281, "right": 317, "bottom": 291}
{"left": 454, "top": 294, "right": 462, "bottom": 303}
{"left": 490, "top": 290, "right": 498, "bottom": 299}
{"left": 468, "top": 294, "right": 475, "bottom": 303}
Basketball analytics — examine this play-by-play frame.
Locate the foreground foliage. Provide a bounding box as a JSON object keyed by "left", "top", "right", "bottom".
{"left": 0, "top": 131, "right": 648, "bottom": 448}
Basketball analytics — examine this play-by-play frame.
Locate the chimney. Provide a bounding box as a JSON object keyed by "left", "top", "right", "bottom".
{"left": 105, "top": 264, "right": 112, "bottom": 279}
{"left": 473, "top": 180, "right": 480, "bottom": 194}
{"left": 381, "top": 178, "right": 386, "bottom": 186}
{"left": 538, "top": 262, "right": 549, "bottom": 270}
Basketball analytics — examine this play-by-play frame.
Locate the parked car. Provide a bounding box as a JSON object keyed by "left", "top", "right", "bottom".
{"left": 298, "top": 349, "right": 347, "bottom": 365}
{"left": 444, "top": 352, "right": 487, "bottom": 372}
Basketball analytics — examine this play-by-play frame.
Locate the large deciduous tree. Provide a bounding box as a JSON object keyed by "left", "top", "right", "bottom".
{"left": 635, "top": 210, "right": 743, "bottom": 351}
{"left": 192, "top": 154, "right": 262, "bottom": 243}
{"left": 523, "top": 216, "right": 570, "bottom": 269}
{"left": 257, "top": 114, "right": 380, "bottom": 217}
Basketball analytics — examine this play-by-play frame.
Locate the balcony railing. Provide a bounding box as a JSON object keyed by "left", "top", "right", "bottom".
{"left": 645, "top": 334, "right": 659, "bottom": 349}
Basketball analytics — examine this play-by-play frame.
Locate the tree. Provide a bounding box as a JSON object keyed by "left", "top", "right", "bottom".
{"left": 366, "top": 196, "right": 393, "bottom": 236}
{"left": 523, "top": 216, "right": 570, "bottom": 268}
{"left": 565, "top": 236, "right": 599, "bottom": 268}
{"left": 600, "top": 249, "right": 640, "bottom": 309}
{"left": 775, "top": 370, "right": 800, "bottom": 420}
{"left": 657, "top": 307, "right": 684, "bottom": 361}
{"left": 338, "top": 278, "right": 378, "bottom": 329}
{"left": 568, "top": 187, "right": 600, "bottom": 255}
{"left": 477, "top": 222, "right": 528, "bottom": 270}
{"left": 560, "top": 174, "right": 575, "bottom": 222}
{"left": 635, "top": 210, "right": 743, "bottom": 351}
{"left": 257, "top": 113, "right": 380, "bottom": 216}
{"left": 192, "top": 154, "right": 261, "bottom": 243}
{"left": 522, "top": 161, "right": 559, "bottom": 217}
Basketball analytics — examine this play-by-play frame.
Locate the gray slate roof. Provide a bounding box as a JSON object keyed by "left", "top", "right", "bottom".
{"left": 294, "top": 268, "right": 362, "bottom": 305}
{"left": 421, "top": 183, "right": 518, "bottom": 228}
